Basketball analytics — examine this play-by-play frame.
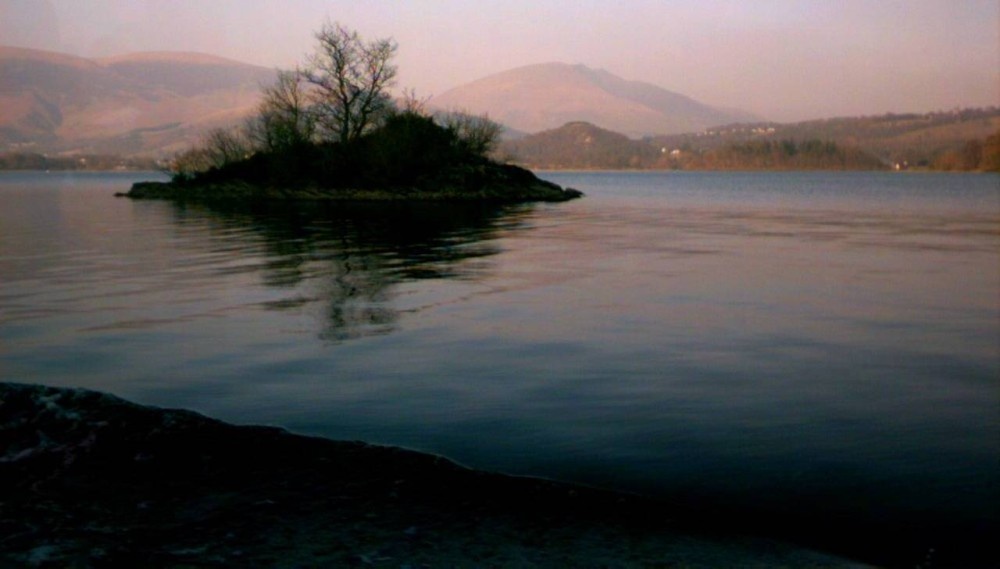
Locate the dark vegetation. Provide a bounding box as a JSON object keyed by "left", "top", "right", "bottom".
{"left": 182, "top": 111, "right": 518, "bottom": 193}
{"left": 501, "top": 121, "right": 661, "bottom": 170}
{"left": 933, "top": 128, "right": 1000, "bottom": 171}
{"left": 665, "top": 139, "right": 885, "bottom": 170}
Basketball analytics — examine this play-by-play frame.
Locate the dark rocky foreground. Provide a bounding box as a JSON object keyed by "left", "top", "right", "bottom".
{"left": 0, "top": 383, "right": 870, "bottom": 568}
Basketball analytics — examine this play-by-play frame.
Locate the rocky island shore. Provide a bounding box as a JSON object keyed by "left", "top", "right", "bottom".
{"left": 122, "top": 161, "right": 583, "bottom": 203}
{"left": 0, "top": 382, "right": 870, "bottom": 568}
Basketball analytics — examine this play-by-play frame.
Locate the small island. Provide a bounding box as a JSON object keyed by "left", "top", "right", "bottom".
{"left": 122, "top": 23, "right": 581, "bottom": 204}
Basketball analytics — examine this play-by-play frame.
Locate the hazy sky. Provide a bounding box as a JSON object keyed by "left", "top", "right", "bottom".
{"left": 1, "top": 0, "right": 997, "bottom": 121}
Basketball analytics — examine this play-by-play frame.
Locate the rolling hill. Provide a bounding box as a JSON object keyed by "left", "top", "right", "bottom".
{"left": 429, "top": 63, "right": 758, "bottom": 137}
{"left": 0, "top": 46, "right": 276, "bottom": 157}
{"left": 646, "top": 107, "right": 1000, "bottom": 169}
{"left": 500, "top": 121, "right": 660, "bottom": 169}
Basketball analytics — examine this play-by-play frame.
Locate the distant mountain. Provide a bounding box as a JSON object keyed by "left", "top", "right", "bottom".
{"left": 429, "top": 63, "right": 758, "bottom": 137}
{"left": 0, "top": 46, "right": 275, "bottom": 156}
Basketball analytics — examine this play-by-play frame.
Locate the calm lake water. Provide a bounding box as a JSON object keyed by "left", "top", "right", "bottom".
{"left": 2, "top": 170, "right": 998, "bottom": 565}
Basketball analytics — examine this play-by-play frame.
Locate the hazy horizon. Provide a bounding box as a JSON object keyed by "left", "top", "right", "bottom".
{"left": 1, "top": 0, "right": 997, "bottom": 123}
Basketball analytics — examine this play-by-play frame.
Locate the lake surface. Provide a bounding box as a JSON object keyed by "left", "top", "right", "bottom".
{"left": 2, "top": 170, "right": 998, "bottom": 566}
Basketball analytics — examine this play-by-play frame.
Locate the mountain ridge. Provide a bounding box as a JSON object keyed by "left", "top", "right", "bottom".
{"left": 429, "top": 62, "right": 758, "bottom": 137}
{"left": 0, "top": 45, "right": 276, "bottom": 156}
{"left": 96, "top": 51, "right": 258, "bottom": 66}
{"left": 0, "top": 45, "right": 101, "bottom": 70}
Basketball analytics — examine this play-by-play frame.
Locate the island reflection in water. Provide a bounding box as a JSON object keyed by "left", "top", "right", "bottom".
{"left": 162, "top": 199, "right": 533, "bottom": 343}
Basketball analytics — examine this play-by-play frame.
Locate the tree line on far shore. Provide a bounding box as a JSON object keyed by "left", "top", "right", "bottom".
{"left": 501, "top": 122, "right": 887, "bottom": 171}
{"left": 930, "top": 130, "right": 1000, "bottom": 172}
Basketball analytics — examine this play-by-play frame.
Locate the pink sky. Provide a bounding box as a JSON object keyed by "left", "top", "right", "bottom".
{"left": 1, "top": 0, "right": 997, "bottom": 122}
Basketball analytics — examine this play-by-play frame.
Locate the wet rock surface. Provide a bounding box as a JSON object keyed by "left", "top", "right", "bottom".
{"left": 0, "top": 383, "right": 869, "bottom": 568}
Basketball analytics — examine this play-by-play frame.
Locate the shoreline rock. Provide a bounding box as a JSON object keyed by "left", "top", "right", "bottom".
{"left": 0, "top": 382, "right": 870, "bottom": 568}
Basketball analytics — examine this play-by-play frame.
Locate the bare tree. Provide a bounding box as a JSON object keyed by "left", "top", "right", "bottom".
{"left": 167, "top": 147, "right": 213, "bottom": 181}
{"left": 438, "top": 110, "right": 504, "bottom": 157}
{"left": 303, "top": 21, "right": 398, "bottom": 145}
{"left": 167, "top": 126, "right": 249, "bottom": 180}
{"left": 398, "top": 88, "right": 430, "bottom": 115}
{"left": 203, "top": 126, "right": 251, "bottom": 166}
{"left": 247, "top": 69, "right": 316, "bottom": 151}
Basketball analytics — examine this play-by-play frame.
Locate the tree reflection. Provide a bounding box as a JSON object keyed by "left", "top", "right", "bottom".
{"left": 167, "top": 200, "right": 533, "bottom": 341}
